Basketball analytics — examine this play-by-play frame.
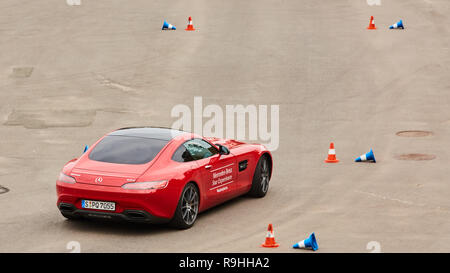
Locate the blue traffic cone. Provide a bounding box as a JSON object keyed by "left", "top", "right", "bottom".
{"left": 355, "top": 149, "right": 376, "bottom": 163}
{"left": 389, "top": 20, "right": 404, "bottom": 29}
{"left": 83, "top": 145, "right": 89, "bottom": 153}
{"left": 162, "top": 20, "right": 176, "bottom": 30}
{"left": 293, "top": 233, "right": 319, "bottom": 251}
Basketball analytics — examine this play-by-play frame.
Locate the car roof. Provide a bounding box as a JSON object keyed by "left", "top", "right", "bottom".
{"left": 109, "top": 127, "right": 186, "bottom": 141}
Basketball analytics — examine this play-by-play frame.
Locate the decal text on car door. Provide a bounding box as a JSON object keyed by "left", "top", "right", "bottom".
{"left": 210, "top": 163, "right": 234, "bottom": 192}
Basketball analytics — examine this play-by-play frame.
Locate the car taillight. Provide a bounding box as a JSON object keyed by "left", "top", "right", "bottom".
{"left": 121, "top": 180, "right": 168, "bottom": 190}
{"left": 58, "top": 172, "right": 76, "bottom": 184}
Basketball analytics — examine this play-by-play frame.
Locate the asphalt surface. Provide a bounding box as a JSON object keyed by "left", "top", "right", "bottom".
{"left": 1, "top": 0, "right": 450, "bottom": 252}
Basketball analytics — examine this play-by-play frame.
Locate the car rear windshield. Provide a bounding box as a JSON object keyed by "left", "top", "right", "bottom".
{"left": 89, "top": 135, "right": 169, "bottom": 165}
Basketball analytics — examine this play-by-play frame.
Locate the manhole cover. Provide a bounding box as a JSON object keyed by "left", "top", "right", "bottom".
{"left": 396, "top": 130, "right": 433, "bottom": 137}
{"left": 0, "top": 185, "right": 9, "bottom": 194}
{"left": 395, "top": 154, "right": 436, "bottom": 161}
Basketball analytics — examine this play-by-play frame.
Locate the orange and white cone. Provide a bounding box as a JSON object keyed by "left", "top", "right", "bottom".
{"left": 185, "top": 16, "right": 195, "bottom": 31}
{"left": 261, "top": 224, "right": 279, "bottom": 248}
{"left": 324, "top": 142, "right": 339, "bottom": 163}
{"left": 367, "top": 16, "right": 376, "bottom": 30}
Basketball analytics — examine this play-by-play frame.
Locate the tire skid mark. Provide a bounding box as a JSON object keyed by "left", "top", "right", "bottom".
{"left": 355, "top": 190, "right": 449, "bottom": 214}
{"left": 4, "top": 109, "right": 96, "bottom": 129}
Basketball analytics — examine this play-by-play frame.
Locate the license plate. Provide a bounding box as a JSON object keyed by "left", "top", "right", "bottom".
{"left": 82, "top": 200, "right": 115, "bottom": 211}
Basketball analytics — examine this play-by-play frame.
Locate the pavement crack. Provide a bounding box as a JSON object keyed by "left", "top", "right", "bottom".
{"left": 94, "top": 74, "right": 136, "bottom": 93}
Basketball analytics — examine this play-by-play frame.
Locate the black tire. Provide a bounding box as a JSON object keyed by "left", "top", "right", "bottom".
{"left": 170, "top": 183, "right": 199, "bottom": 229}
{"left": 248, "top": 155, "right": 271, "bottom": 198}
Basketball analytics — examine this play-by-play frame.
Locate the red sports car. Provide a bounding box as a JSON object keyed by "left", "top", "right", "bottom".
{"left": 56, "top": 127, "right": 273, "bottom": 229}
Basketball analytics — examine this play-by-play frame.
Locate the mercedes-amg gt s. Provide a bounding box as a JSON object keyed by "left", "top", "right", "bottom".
{"left": 56, "top": 127, "right": 273, "bottom": 229}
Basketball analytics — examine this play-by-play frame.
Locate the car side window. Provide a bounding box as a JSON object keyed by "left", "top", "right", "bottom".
{"left": 183, "top": 139, "right": 218, "bottom": 161}
{"left": 172, "top": 144, "right": 195, "bottom": 162}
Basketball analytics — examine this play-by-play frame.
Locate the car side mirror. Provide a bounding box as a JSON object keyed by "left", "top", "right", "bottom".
{"left": 217, "top": 144, "right": 230, "bottom": 155}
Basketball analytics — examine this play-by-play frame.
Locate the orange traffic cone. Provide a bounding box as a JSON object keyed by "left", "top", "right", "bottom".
{"left": 367, "top": 16, "right": 376, "bottom": 30}
{"left": 185, "top": 16, "right": 195, "bottom": 31}
{"left": 261, "top": 224, "right": 279, "bottom": 248}
{"left": 324, "top": 142, "right": 339, "bottom": 163}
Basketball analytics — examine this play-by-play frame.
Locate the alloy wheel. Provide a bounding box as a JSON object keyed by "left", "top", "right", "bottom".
{"left": 181, "top": 185, "right": 199, "bottom": 225}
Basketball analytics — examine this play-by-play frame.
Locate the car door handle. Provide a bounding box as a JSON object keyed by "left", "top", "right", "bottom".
{"left": 205, "top": 165, "right": 212, "bottom": 169}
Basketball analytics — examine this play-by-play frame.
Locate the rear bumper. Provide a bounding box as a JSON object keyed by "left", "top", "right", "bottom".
{"left": 58, "top": 203, "right": 170, "bottom": 224}
{"left": 56, "top": 180, "right": 180, "bottom": 222}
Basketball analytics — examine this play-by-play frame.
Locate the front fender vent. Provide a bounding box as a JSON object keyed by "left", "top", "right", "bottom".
{"left": 238, "top": 160, "right": 248, "bottom": 172}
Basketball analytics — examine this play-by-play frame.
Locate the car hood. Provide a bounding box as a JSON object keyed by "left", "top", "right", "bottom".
{"left": 69, "top": 158, "right": 149, "bottom": 187}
